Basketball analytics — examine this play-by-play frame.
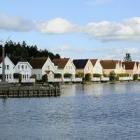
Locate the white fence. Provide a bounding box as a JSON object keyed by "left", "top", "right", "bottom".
{"left": 92, "top": 77, "right": 101, "bottom": 82}
{"left": 119, "top": 77, "right": 133, "bottom": 81}
{"left": 21, "top": 78, "right": 35, "bottom": 83}
{"left": 101, "top": 77, "right": 109, "bottom": 82}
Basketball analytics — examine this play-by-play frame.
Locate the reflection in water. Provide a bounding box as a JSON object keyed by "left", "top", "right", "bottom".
{"left": 0, "top": 82, "right": 140, "bottom": 140}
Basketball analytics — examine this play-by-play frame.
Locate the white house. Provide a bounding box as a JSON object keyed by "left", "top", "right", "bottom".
{"left": 0, "top": 56, "right": 15, "bottom": 83}
{"left": 100, "top": 60, "right": 125, "bottom": 75}
{"left": 73, "top": 59, "right": 94, "bottom": 75}
{"left": 30, "top": 57, "right": 57, "bottom": 81}
{"left": 12, "top": 58, "right": 33, "bottom": 83}
{"left": 122, "top": 61, "right": 140, "bottom": 76}
{"left": 90, "top": 59, "right": 103, "bottom": 75}
{"left": 52, "top": 58, "right": 76, "bottom": 82}
{"left": 90, "top": 59, "right": 103, "bottom": 82}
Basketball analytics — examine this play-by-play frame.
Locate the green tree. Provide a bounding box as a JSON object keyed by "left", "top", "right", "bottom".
{"left": 84, "top": 73, "right": 91, "bottom": 82}
{"left": 109, "top": 71, "right": 119, "bottom": 82}
{"left": 42, "top": 74, "right": 48, "bottom": 83}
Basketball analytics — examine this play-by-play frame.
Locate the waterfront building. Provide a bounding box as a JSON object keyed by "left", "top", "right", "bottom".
{"left": 52, "top": 58, "right": 76, "bottom": 82}
{"left": 0, "top": 56, "right": 15, "bottom": 83}
{"left": 100, "top": 60, "right": 125, "bottom": 75}
{"left": 122, "top": 61, "right": 140, "bottom": 76}
{"left": 12, "top": 57, "right": 33, "bottom": 83}
{"left": 73, "top": 59, "right": 94, "bottom": 75}
{"left": 90, "top": 59, "right": 103, "bottom": 75}
{"left": 90, "top": 59, "right": 103, "bottom": 82}
{"left": 30, "top": 57, "right": 57, "bottom": 81}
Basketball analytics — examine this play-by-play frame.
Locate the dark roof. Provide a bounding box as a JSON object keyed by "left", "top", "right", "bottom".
{"left": 122, "top": 61, "right": 136, "bottom": 70}
{"left": 100, "top": 60, "right": 121, "bottom": 69}
{"left": 52, "top": 58, "right": 69, "bottom": 69}
{"left": 10, "top": 57, "right": 27, "bottom": 65}
{"left": 30, "top": 57, "right": 48, "bottom": 69}
{"left": 73, "top": 59, "right": 88, "bottom": 69}
{"left": 90, "top": 59, "right": 97, "bottom": 67}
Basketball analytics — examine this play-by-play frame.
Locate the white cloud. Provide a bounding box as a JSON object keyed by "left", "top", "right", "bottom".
{"left": 37, "top": 17, "right": 140, "bottom": 42}
{"left": 37, "top": 18, "right": 75, "bottom": 34}
{"left": 83, "top": 17, "right": 140, "bottom": 41}
{"left": 1, "top": 14, "right": 140, "bottom": 43}
{"left": 0, "top": 14, "right": 35, "bottom": 32}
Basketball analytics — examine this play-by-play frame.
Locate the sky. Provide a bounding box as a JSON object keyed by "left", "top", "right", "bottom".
{"left": 0, "top": 0, "right": 140, "bottom": 60}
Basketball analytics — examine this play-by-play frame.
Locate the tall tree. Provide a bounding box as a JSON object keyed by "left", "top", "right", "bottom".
{"left": 124, "top": 53, "right": 132, "bottom": 62}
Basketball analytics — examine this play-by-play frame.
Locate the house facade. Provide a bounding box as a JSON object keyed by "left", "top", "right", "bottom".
{"left": 100, "top": 60, "right": 125, "bottom": 75}
{"left": 52, "top": 58, "right": 76, "bottom": 81}
{"left": 0, "top": 56, "right": 15, "bottom": 83}
{"left": 90, "top": 59, "right": 103, "bottom": 75}
{"left": 14, "top": 60, "right": 33, "bottom": 83}
{"left": 122, "top": 61, "right": 140, "bottom": 76}
{"left": 73, "top": 59, "right": 94, "bottom": 75}
{"left": 30, "top": 57, "right": 57, "bottom": 81}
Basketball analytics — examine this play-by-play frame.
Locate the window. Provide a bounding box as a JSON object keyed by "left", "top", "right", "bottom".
{"left": 18, "top": 65, "right": 20, "bottom": 69}
{"left": 6, "top": 65, "right": 9, "bottom": 70}
{"left": 25, "top": 65, "right": 27, "bottom": 69}
{"left": 22, "top": 65, "right": 24, "bottom": 69}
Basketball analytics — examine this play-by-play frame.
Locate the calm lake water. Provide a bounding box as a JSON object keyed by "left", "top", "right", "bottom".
{"left": 0, "top": 82, "right": 140, "bottom": 140}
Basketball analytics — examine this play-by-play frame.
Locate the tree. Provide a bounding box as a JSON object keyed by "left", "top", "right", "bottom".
{"left": 84, "top": 73, "right": 91, "bottom": 82}
{"left": 42, "top": 74, "right": 48, "bottom": 83}
{"left": 109, "top": 71, "right": 119, "bottom": 82}
{"left": 0, "top": 40, "right": 61, "bottom": 59}
{"left": 124, "top": 53, "right": 132, "bottom": 62}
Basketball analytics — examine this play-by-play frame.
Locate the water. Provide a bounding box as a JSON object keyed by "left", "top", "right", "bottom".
{"left": 0, "top": 82, "right": 140, "bottom": 140}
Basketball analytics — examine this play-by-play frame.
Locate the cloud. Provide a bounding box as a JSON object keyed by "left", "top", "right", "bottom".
{"left": 37, "top": 17, "right": 140, "bottom": 42}
{"left": 83, "top": 17, "right": 140, "bottom": 42}
{"left": 1, "top": 14, "right": 140, "bottom": 42}
{"left": 37, "top": 18, "right": 75, "bottom": 34}
{"left": 0, "top": 14, "right": 35, "bottom": 32}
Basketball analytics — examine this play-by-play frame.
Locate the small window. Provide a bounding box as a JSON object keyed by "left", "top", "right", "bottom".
{"left": 22, "top": 65, "right": 24, "bottom": 69}
{"left": 18, "top": 65, "right": 20, "bottom": 69}
{"left": 7, "top": 65, "right": 9, "bottom": 70}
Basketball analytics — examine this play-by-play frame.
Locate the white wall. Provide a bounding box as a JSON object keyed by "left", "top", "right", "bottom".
{"left": 14, "top": 62, "right": 32, "bottom": 81}
{"left": 0, "top": 56, "right": 15, "bottom": 82}
{"left": 93, "top": 60, "right": 103, "bottom": 75}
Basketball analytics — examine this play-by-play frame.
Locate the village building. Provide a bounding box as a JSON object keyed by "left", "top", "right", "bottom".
{"left": 30, "top": 57, "right": 57, "bottom": 81}
{"left": 12, "top": 57, "right": 33, "bottom": 83}
{"left": 100, "top": 60, "right": 125, "bottom": 75}
{"left": 122, "top": 61, "right": 140, "bottom": 76}
{"left": 52, "top": 58, "right": 76, "bottom": 82}
{"left": 90, "top": 59, "right": 103, "bottom": 75}
{"left": 0, "top": 56, "right": 15, "bottom": 83}
{"left": 73, "top": 59, "right": 94, "bottom": 75}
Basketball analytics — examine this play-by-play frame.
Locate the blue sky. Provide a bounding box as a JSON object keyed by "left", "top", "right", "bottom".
{"left": 0, "top": 0, "right": 140, "bottom": 60}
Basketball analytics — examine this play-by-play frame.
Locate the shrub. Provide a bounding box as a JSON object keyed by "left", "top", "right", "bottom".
{"left": 84, "top": 73, "right": 91, "bottom": 82}
{"left": 42, "top": 74, "right": 48, "bottom": 83}
{"left": 64, "top": 73, "right": 72, "bottom": 78}
{"left": 93, "top": 74, "right": 101, "bottom": 77}
{"left": 30, "top": 74, "right": 36, "bottom": 79}
{"left": 133, "top": 74, "right": 138, "bottom": 81}
{"left": 13, "top": 73, "right": 22, "bottom": 83}
{"left": 54, "top": 73, "right": 62, "bottom": 78}
{"left": 103, "top": 74, "right": 109, "bottom": 77}
{"left": 117, "top": 73, "right": 129, "bottom": 77}
{"left": 109, "top": 71, "right": 119, "bottom": 81}
{"left": 75, "top": 72, "right": 84, "bottom": 78}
